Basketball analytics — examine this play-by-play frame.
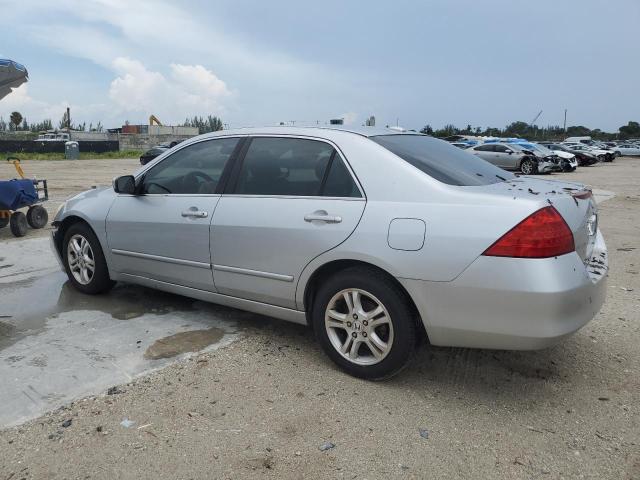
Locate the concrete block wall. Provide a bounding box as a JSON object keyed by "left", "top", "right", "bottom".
{"left": 118, "top": 133, "right": 198, "bottom": 151}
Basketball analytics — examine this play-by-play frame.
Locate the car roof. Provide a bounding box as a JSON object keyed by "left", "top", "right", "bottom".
{"left": 194, "top": 125, "right": 415, "bottom": 141}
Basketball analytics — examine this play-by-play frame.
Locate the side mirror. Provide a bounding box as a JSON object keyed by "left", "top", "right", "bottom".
{"left": 113, "top": 175, "right": 136, "bottom": 194}
{"left": 507, "top": 150, "right": 513, "bottom": 154}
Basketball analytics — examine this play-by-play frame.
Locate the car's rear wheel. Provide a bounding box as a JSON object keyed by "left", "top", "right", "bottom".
{"left": 62, "top": 223, "right": 115, "bottom": 294}
{"left": 520, "top": 158, "right": 536, "bottom": 175}
{"left": 311, "top": 267, "right": 417, "bottom": 380}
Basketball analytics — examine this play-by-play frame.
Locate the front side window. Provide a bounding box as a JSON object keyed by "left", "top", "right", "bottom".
{"left": 234, "top": 137, "right": 336, "bottom": 196}
{"left": 371, "top": 135, "right": 514, "bottom": 186}
{"left": 475, "top": 144, "right": 494, "bottom": 152}
{"left": 142, "top": 137, "right": 239, "bottom": 194}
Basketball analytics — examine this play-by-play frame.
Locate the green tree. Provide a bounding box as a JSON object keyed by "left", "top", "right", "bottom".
{"left": 619, "top": 121, "right": 640, "bottom": 139}
{"left": 10, "top": 111, "right": 23, "bottom": 131}
{"left": 565, "top": 125, "right": 591, "bottom": 137}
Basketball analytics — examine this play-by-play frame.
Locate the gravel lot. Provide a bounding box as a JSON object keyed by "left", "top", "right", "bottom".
{"left": 1, "top": 157, "right": 638, "bottom": 479}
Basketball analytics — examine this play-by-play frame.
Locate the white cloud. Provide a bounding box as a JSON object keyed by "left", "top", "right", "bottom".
{"left": 0, "top": 85, "right": 68, "bottom": 123}
{"left": 3, "top": 0, "right": 363, "bottom": 127}
{"left": 108, "top": 58, "right": 231, "bottom": 123}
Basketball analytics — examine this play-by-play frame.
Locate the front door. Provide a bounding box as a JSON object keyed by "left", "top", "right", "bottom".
{"left": 211, "top": 136, "right": 366, "bottom": 309}
{"left": 493, "top": 144, "right": 514, "bottom": 168}
{"left": 106, "top": 137, "right": 241, "bottom": 291}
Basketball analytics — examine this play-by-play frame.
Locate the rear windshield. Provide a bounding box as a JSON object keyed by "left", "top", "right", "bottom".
{"left": 370, "top": 135, "right": 515, "bottom": 186}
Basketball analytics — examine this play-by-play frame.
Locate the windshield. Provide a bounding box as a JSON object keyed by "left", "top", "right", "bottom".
{"left": 370, "top": 135, "right": 514, "bottom": 186}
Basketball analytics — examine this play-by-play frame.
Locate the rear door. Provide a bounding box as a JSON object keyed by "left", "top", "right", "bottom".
{"left": 210, "top": 136, "right": 366, "bottom": 309}
{"left": 106, "top": 137, "right": 241, "bottom": 291}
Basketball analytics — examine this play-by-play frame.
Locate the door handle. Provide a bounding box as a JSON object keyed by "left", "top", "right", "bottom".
{"left": 304, "top": 213, "right": 342, "bottom": 223}
{"left": 181, "top": 210, "right": 208, "bottom": 218}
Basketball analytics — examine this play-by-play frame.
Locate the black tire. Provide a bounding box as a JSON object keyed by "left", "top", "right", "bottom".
{"left": 9, "top": 212, "right": 28, "bottom": 237}
{"left": 0, "top": 216, "right": 8, "bottom": 229}
{"left": 311, "top": 266, "right": 418, "bottom": 380}
{"left": 62, "top": 222, "right": 115, "bottom": 294}
{"left": 26, "top": 205, "right": 48, "bottom": 229}
{"left": 520, "top": 158, "right": 537, "bottom": 175}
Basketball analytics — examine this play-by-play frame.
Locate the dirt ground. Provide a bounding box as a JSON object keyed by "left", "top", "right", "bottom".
{"left": 1, "top": 158, "right": 639, "bottom": 479}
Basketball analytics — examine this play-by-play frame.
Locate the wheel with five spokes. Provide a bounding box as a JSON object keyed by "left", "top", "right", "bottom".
{"left": 62, "top": 223, "right": 115, "bottom": 294}
{"left": 312, "top": 266, "right": 417, "bottom": 380}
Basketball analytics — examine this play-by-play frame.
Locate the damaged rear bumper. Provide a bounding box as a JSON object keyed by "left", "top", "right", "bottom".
{"left": 400, "top": 230, "right": 608, "bottom": 350}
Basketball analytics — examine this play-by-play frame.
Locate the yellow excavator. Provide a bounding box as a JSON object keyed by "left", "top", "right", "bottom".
{"left": 149, "top": 115, "right": 163, "bottom": 126}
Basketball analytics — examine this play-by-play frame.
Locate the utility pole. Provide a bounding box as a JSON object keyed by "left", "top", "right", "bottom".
{"left": 563, "top": 109, "right": 567, "bottom": 133}
{"left": 67, "top": 106, "right": 71, "bottom": 133}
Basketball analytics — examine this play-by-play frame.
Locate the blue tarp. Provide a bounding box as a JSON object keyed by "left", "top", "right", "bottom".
{"left": 0, "top": 179, "right": 37, "bottom": 210}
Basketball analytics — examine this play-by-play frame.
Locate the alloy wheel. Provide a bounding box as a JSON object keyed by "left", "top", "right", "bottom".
{"left": 67, "top": 234, "right": 95, "bottom": 285}
{"left": 324, "top": 288, "right": 394, "bottom": 366}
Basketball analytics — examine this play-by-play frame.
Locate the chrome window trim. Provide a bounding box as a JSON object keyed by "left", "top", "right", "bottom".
{"left": 218, "top": 194, "right": 365, "bottom": 201}
{"left": 213, "top": 264, "right": 294, "bottom": 282}
{"left": 112, "top": 249, "right": 211, "bottom": 269}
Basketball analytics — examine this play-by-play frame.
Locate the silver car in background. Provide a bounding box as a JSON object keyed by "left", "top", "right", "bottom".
{"left": 467, "top": 142, "right": 546, "bottom": 174}
{"left": 51, "top": 127, "right": 607, "bottom": 379}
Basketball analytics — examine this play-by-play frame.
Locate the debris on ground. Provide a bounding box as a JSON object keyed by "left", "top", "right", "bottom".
{"left": 61, "top": 419, "right": 72, "bottom": 428}
{"left": 106, "top": 386, "right": 124, "bottom": 395}
{"left": 319, "top": 442, "right": 335, "bottom": 451}
{"left": 419, "top": 428, "right": 429, "bottom": 439}
{"left": 120, "top": 418, "right": 136, "bottom": 428}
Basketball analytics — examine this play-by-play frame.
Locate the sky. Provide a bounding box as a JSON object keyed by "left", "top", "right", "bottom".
{"left": 0, "top": 0, "right": 639, "bottom": 132}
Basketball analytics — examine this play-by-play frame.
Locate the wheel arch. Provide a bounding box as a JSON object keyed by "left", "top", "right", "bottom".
{"left": 301, "top": 258, "right": 425, "bottom": 338}
{"left": 53, "top": 215, "right": 98, "bottom": 257}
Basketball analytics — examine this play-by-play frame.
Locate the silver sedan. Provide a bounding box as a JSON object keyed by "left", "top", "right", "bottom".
{"left": 51, "top": 127, "right": 608, "bottom": 379}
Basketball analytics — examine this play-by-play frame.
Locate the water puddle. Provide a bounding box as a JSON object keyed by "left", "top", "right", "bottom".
{"left": 143, "top": 327, "right": 225, "bottom": 360}
{"left": 0, "top": 271, "right": 197, "bottom": 350}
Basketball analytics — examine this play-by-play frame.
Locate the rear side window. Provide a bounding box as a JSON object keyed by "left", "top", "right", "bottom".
{"left": 234, "top": 137, "right": 349, "bottom": 196}
{"left": 321, "top": 156, "right": 361, "bottom": 197}
{"left": 371, "top": 135, "right": 514, "bottom": 186}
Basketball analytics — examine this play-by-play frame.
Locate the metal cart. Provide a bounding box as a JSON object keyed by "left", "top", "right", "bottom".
{"left": 0, "top": 157, "right": 49, "bottom": 237}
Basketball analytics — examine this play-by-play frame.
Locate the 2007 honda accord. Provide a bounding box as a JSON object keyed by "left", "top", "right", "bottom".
{"left": 51, "top": 127, "right": 608, "bottom": 379}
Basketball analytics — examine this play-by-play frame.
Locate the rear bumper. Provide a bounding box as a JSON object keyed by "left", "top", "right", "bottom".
{"left": 401, "top": 230, "right": 608, "bottom": 350}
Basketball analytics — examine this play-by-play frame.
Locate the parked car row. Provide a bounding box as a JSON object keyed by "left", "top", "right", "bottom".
{"left": 447, "top": 135, "right": 639, "bottom": 175}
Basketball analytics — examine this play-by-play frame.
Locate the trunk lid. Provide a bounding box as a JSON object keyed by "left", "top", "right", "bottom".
{"left": 482, "top": 177, "right": 598, "bottom": 263}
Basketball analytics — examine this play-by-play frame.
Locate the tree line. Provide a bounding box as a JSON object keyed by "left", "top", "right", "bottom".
{"left": 180, "top": 115, "right": 224, "bottom": 134}
{"left": 0, "top": 111, "right": 104, "bottom": 133}
{"left": 420, "top": 120, "right": 640, "bottom": 141}
{"left": 0, "top": 111, "right": 225, "bottom": 135}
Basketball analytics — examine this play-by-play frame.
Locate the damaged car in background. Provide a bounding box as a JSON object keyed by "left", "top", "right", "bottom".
{"left": 50, "top": 127, "right": 608, "bottom": 379}
{"left": 467, "top": 142, "right": 550, "bottom": 174}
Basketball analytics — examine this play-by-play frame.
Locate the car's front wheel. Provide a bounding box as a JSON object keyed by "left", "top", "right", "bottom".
{"left": 312, "top": 267, "right": 418, "bottom": 380}
{"left": 520, "top": 158, "right": 537, "bottom": 175}
{"left": 62, "top": 223, "right": 115, "bottom": 294}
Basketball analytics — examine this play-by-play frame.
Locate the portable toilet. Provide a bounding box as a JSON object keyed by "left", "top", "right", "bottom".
{"left": 65, "top": 141, "right": 79, "bottom": 160}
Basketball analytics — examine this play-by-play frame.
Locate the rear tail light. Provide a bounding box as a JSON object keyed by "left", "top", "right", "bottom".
{"left": 483, "top": 206, "right": 574, "bottom": 258}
